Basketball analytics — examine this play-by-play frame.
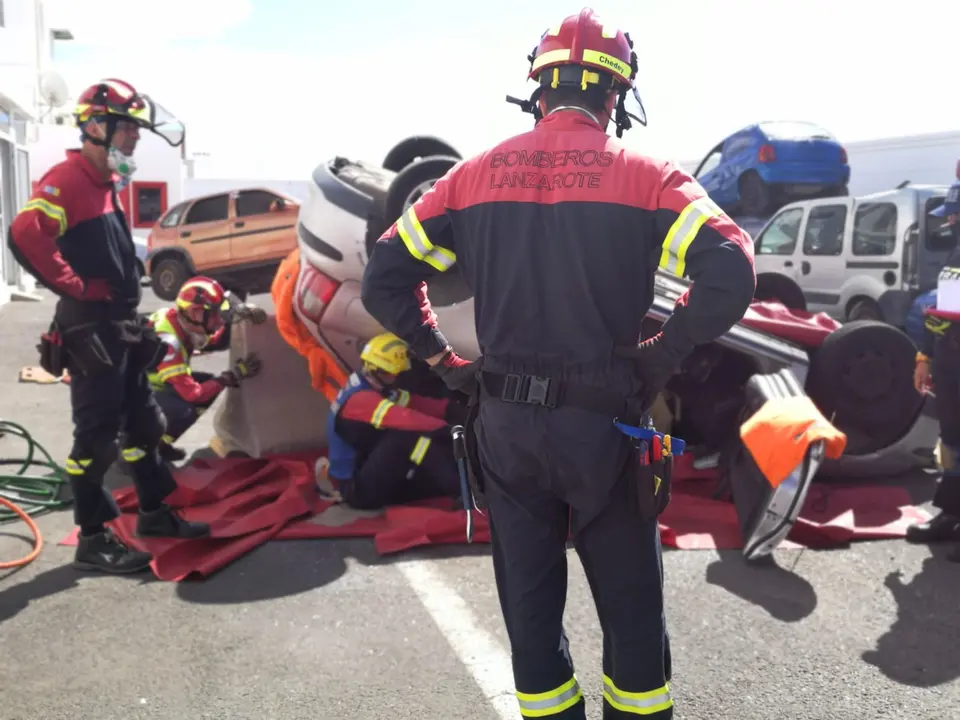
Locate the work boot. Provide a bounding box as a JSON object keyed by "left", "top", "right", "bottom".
{"left": 158, "top": 443, "right": 187, "bottom": 463}
{"left": 136, "top": 505, "right": 210, "bottom": 539}
{"left": 73, "top": 529, "right": 153, "bottom": 574}
{"left": 905, "top": 512, "right": 960, "bottom": 544}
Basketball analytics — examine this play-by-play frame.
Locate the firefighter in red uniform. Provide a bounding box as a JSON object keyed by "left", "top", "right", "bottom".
{"left": 360, "top": 9, "right": 756, "bottom": 718}
{"left": 6, "top": 79, "right": 210, "bottom": 574}
{"left": 146, "top": 276, "right": 265, "bottom": 462}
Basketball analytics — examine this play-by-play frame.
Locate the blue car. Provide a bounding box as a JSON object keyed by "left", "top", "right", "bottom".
{"left": 692, "top": 121, "right": 850, "bottom": 217}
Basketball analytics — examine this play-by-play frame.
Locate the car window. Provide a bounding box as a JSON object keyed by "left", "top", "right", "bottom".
{"left": 803, "top": 205, "right": 847, "bottom": 256}
{"left": 853, "top": 202, "right": 897, "bottom": 256}
{"left": 236, "top": 190, "right": 282, "bottom": 217}
{"left": 722, "top": 135, "right": 750, "bottom": 158}
{"left": 184, "top": 195, "right": 229, "bottom": 225}
{"left": 926, "top": 196, "right": 955, "bottom": 252}
{"left": 159, "top": 202, "right": 187, "bottom": 228}
{"left": 755, "top": 207, "right": 803, "bottom": 255}
{"left": 695, "top": 151, "right": 722, "bottom": 178}
{"left": 759, "top": 121, "right": 835, "bottom": 141}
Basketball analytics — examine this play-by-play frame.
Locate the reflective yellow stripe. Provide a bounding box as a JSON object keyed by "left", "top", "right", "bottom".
{"left": 531, "top": 48, "right": 572, "bottom": 73}
{"left": 397, "top": 207, "right": 456, "bottom": 272}
{"left": 409, "top": 436, "right": 431, "bottom": 465}
{"left": 162, "top": 434, "right": 176, "bottom": 444}
{"left": 23, "top": 198, "right": 68, "bottom": 235}
{"left": 394, "top": 389, "right": 411, "bottom": 407}
{"left": 517, "top": 677, "right": 583, "bottom": 717}
{"left": 122, "top": 447, "right": 146, "bottom": 462}
{"left": 149, "top": 363, "right": 190, "bottom": 388}
{"left": 925, "top": 315, "right": 951, "bottom": 335}
{"left": 581, "top": 49, "right": 631, "bottom": 83}
{"left": 370, "top": 399, "right": 393, "bottom": 428}
{"left": 64, "top": 458, "right": 92, "bottom": 475}
{"left": 658, "top": 195, "right": 724, "bottom": 278}
{"left": 602, "top": 677, "right": 672, "bottom": 715}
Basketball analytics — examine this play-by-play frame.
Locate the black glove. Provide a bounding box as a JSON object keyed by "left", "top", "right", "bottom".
{"left": 431, "top": 349, "right": 483, "bottom": 398}
{"left": 614, "top": 333, "right": 690, "bottom": 414}
{"left": 219, "top": 352, "right": 262, "bottom": 387}
{"left": 233, "top": 303, "right": 268, "bottom": 325}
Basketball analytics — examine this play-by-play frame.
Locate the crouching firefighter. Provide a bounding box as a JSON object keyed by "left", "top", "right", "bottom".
{"left": 326, "top": 333, "right": 463, "bottom": 510}
{"left": 6, "top": 78, "right": 210, "bottom": 574}
{"left": 910, "top": 181, "right": 960, "bottom": 562}
{"left": 360, "top": 9, "right": 756, "bottom": 717}
{"left": 145, "top": 276, "right": 266, "bottom": 462}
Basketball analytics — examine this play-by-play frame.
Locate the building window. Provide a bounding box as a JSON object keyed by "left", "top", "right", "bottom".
{"left": 131, "top": 181, "right": 168, "bottom": 229}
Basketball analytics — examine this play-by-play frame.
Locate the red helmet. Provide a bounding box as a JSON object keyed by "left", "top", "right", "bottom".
{"left": 507, "top": 8, "right": 646, "bottom": 137}
{"left": 73, "top": 78, "right": 185, "bottom": 147}
{"left": 175, "top": 276, "right": 227, "bottom": 335}
{"left": 529, "top": 8, "right": 636, "bottom": 89}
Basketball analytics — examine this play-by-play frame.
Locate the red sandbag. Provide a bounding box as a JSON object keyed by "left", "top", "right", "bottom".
{"left": 59, "top": 453, "right": 929, "bottom": 581}
{"left": 740, "top": 301, "right": 841, "bottom": 349}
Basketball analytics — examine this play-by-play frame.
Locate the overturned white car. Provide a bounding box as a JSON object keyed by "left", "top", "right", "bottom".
{"left": 220, "top": 136, "right": 939, "bottom": 560}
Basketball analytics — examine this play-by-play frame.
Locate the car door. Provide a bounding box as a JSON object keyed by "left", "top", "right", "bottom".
{"left": 693, "top": 143, "right": 724, "bottom": 198}
{"left": 230, "top": 189, "right": 299, "bottom": 265}
{"left": 714, "top": 132, "right": 753, "bottom": 206}
{"left": 752, "top": 205, "right": 804, "bottom": 282}
{"left": 798, "top": 198, "right": 853, "bottom": 315}
{"left": 179, "top": 193, "right": 232, "bottom": 271}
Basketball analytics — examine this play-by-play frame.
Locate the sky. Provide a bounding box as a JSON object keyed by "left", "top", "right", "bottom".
{"left": 44, "top": 0, "right": 960, "bottom": 180}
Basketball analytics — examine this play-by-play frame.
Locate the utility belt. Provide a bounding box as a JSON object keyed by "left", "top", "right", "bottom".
{"left": 38, "top": 300, "right": 164, "bottom": 379}
{"left": 455, "top": 369, "right": 685, "bottom": 538}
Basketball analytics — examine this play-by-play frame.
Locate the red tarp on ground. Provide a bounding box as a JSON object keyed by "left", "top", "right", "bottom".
{"left": 59, "top": 453, "right": 930, "bottom": 582}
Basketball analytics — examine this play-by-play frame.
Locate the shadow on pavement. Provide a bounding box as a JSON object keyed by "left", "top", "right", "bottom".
{"left": 704, "top": 550, "right": 818, "bottom": 622}
{"left": 0, "top": 562, "right": 157, "bottom": 625}
{"left": 862, "top": 543, "right": 960, "bottom": 687}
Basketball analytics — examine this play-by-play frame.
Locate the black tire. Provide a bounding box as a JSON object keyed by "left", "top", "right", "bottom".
{"left": 738, "top": 171, "right": 771, "bottom": 216}
{"left": 805, "top": 320, "right": 923, "bottom": 454}
{"left": 846, "top": 297, "right": 883, "bottom": 323}
{"left": 382, "top": 137, "right": 461, "bottom": 173}
{"left": 150, "top": 256, "right": 191, "bottom": 301}
{"left": 754, "top": 274, "right": 807, "bottom": 312}
{"left": 383, "top": 155, "right": 461, "bottom": 226}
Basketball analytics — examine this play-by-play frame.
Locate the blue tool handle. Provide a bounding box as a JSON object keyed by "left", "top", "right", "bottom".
{"left": 613, "top": 421, "right": 686, "bottom": 455}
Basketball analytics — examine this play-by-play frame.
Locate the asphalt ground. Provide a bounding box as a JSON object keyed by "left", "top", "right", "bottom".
{"left": 1, "top": 289, "right": 959, "bottom": 720}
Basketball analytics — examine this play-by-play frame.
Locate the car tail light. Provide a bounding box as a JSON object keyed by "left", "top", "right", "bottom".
{"left": 297, "top": 264, "right": 340, "bottom": 323}
{"left": 840, "top": 147, "right": 848, "bottom": 164}
{"left": 757, "top": 144, "right": 776, "bottom": 163}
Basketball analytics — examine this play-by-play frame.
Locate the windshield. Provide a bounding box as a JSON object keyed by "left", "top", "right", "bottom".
{"left": 759, "top": 121, "right": 835, "bottom": 141}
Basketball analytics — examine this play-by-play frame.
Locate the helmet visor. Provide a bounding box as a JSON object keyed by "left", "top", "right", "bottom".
{"left": 130, "top": 95, "right": 185, "bottom": 147}
{"left": 622, "top": 85, "right": 647, "bottom": 127}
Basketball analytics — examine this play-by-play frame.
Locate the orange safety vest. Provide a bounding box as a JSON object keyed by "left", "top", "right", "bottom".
{"left": 740, "top": 395, "right": 847, "bottom": 488}
{"left": 270, "top": 248, "right": 348, "bottom": 403}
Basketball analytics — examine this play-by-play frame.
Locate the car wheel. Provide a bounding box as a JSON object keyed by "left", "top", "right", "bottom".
{"left": 383, "top": 155, "right": 461, "bottom": 225}
{"left": 754, "top": 274, "right": 807, "bottom": 312}
{"left": 846, "top": 298, "right": 883, "bottom": 323}
{"left": 738, "top": 171, "right": 771, "bottom": 216}
{"left": 382, "top": 137, "right": 461, "bottom": 173}
{"left": 805, "top": 320, "right": 923, "bottom": 454}
{"left": 150, "top": 257, "right": 190, "bottom": 301}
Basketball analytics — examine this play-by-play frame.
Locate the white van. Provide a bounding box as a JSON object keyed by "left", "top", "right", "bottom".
{"left": 751, "top": 184, "right": 954, "bottom": 326}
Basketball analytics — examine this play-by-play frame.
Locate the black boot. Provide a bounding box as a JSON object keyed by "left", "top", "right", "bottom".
{"left": 136, "top": 504, "right": 210, "bottom": 539}
{"left": 905, "top": 512, "right": 960, "bottom": 544}
{"left": 158, "top": 443, "right": 187, "bottom": 463}
{"left": 74, "top": 529, "right": 153, "bottom": 574}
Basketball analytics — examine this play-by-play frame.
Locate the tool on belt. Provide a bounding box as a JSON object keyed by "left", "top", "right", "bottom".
{"left": 615, "top": 418, "right": 685, "bottom": 520}
{"left": 450, "top": 424, "right": 476, "bottom": 543}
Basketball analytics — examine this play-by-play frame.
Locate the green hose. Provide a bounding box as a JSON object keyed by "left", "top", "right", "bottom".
{"left": 0, "top": 420, "right": 72, "bottom": 524}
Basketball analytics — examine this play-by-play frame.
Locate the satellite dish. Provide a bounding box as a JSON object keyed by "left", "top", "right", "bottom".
{"left": 38, "top": 71, "right": 69, "bottom": 109}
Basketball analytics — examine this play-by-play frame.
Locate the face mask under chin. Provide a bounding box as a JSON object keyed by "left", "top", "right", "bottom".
{"left": 107, "top": 146, "right": 137, "bottom": 177}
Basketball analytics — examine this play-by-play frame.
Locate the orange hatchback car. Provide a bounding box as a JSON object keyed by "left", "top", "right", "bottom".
{"left": 146, "top": 187, "right": 300, "bottom": 300}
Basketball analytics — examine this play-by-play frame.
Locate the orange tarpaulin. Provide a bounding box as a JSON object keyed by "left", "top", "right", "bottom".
{"left": 270, "top": 248, "right": 348, "bottom": 403}
{"left": 740, "top": 395, "right": 847, "bottom": 488}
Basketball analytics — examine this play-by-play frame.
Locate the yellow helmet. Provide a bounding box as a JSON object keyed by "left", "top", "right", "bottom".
{"left": 360, "top": 332, "right": 411, "bottom": 375}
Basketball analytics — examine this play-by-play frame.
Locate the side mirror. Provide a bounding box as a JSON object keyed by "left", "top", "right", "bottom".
{"left": 269, "top": 199, "right": 286, "bottom": 212}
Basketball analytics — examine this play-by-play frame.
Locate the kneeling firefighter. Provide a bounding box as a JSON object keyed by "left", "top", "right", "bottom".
{"left": 6, "top": 78, "right": 209, "bottom": 574}
{"left": 359, "top": 8, "right": 756, "bottom": 718}
{"left": 326, "top": 333, "right": 464, "bottom": 510}
{"left": 910, "top": 182, "right": 960, "bottom": 562}
{"left": 146, "top": 276, "right": 265, "bottom": 462}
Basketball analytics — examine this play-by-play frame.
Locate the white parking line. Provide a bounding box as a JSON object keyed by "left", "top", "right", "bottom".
{"left": 395, "top": 559, "right": 518, "bottom": 718}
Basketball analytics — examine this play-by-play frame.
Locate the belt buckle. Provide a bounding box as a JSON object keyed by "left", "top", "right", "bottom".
{"left": 500, "top": 373, "right": 555, "bottom": 408}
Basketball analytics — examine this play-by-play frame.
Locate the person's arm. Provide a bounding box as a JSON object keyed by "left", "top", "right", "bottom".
{"left": 360, "top": 165, "right": 461, "bottom": 364}
{"left": 339, "top": 389, "right": 448, "bottom": 433}
{"left": 390, "top": 389, "right": 451, "bottom": 420}
{"left": 154, "top": 339, "right": 226, "bottom": 405}
{"left": 653, "top": 162, "right": 757, "bottom": 350}
{"left": 6, "top": 175, "right": 110, "bottom": 301}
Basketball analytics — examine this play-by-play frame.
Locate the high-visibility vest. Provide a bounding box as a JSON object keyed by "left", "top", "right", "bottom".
{"left": 146, "top": 308, "right": 193, "bottom": 391}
